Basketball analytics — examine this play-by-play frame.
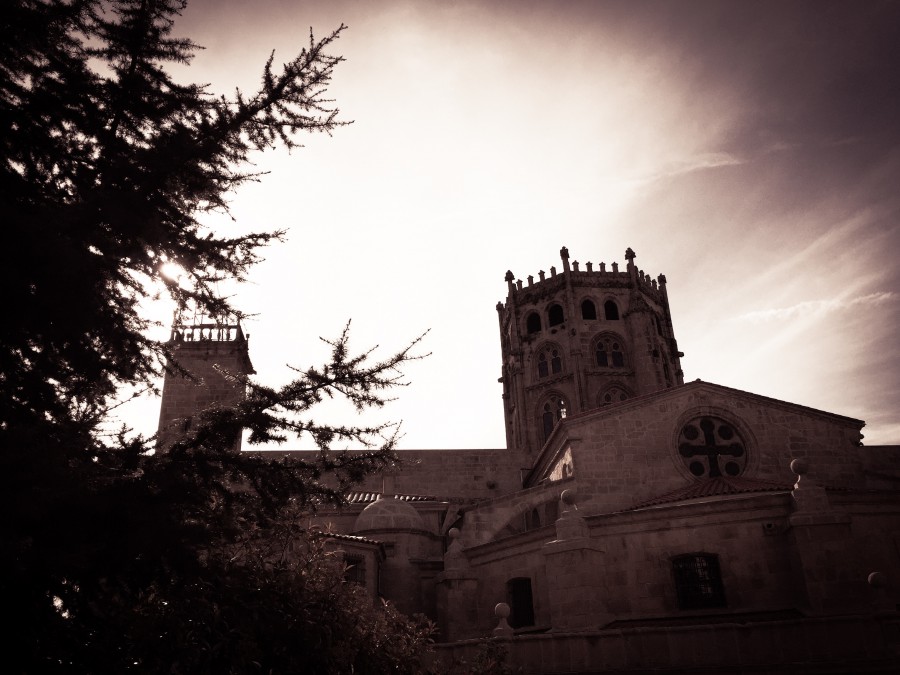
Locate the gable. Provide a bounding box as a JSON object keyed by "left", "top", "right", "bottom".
{"left": 526, "top": 381, "right": 866, "bottom": 514}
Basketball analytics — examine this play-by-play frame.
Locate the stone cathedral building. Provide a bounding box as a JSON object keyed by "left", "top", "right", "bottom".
{"left": 158, "top": 247, "right": 900, "bottom": 673}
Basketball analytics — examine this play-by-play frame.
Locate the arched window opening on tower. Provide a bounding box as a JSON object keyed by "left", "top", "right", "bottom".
{"left": 581, "top": 299, "right": 597, "bottom": 320}
{"left": 526, "top": 312, "right": 542, "bottom": 334}
{"left": 595, "top": 336, "right": 625, "bottom": 368}
{"left": 548, "top": 303, "right": 565, "bottom": 326}
{"left": 604, "top": 300, "right": 620, "bottom": 320}
{"left": 541, "top": 396, "right": 567, "bottom": 442}
{"left": 506, "top": 577, "right": 535, "bottom": 628}
{"left": 672, "top": 553, "right": 726, "bottom": 610}
{"left": 600, "top": 386, "right": 630, "bottom": 406}
{"left": 537, "top": 346, "right": 562, "bottom": 379}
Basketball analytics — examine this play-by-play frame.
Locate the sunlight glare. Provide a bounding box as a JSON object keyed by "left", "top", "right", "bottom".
{"left": 159, "top": 261, "right": 185, "bottom": 281}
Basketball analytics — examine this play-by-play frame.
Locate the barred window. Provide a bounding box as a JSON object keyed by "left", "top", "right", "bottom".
{"left": 672, "top": 553, "right": 726, "bottom": 610}
{"left": 344, "top": 555, "right": 366, "bottom": 585}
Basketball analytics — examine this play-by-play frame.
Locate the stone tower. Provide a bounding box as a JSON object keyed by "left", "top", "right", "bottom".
{"left": 156, "top": 320, "right": 255, "bottom": 452}
{"left": 496, "top": 247, "right": 684, "bottom": 455}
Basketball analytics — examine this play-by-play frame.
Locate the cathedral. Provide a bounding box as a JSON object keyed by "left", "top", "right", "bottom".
{"left": 157, "top": 247, "right": 900, "bottom": 673}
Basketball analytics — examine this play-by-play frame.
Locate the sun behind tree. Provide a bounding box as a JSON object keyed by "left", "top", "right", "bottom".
{"left": 1, "top": 1, "right": 434, "bottom": 672}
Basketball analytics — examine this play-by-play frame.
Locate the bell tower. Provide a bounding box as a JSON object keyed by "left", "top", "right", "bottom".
{"left": 496, "top": 247, "right": 684, "bottom": 455}
{"left": 156, "top": 320, "right": 255, "bottom": 453}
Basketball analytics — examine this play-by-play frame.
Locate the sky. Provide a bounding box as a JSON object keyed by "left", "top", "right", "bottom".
{"left": 119, "top": 0, "right": 900, "bottom": 449}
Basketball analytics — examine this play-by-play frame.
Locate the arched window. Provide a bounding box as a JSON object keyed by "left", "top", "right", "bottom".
{"left": 507, "top": 577, "right": 535, "bottom": 628}
{"left": 595, "top": 335, "right": 626, "bottom": 368}
{"left": 548, "top": 303, "right": 564, "bottom": 326}
{"left": 604, "top": 300, "right": 619, "bottom": 320}
{"left": 541, "top": 396, "right": 567, "bottom": 441}
{"left": 672, "top": 554, "right": 726, "bottom": 610}
{"left": 612, "top": 343, "right": 624, "bottom": 367}
{"left": 536, "top": 345, "right": 562, "bottom": 379}
{"left": 526, "top": 312, "right": 542, "bottom": 334}
{"left": 600, "top": 386, "right": 630, "bottom": 406}
{"left": 581, "top": 299, "right": 597, "bottom": 320}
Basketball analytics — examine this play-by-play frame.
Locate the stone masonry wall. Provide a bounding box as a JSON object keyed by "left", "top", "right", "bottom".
{"left": 557, "top": 382, "right": 864, "bottom": 515}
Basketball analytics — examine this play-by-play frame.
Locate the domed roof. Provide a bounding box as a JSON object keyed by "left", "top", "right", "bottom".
{"left": 354, "top": 495, "right": 428, "bottom": 533}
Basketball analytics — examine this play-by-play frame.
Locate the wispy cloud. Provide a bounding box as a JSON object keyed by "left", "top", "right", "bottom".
{"left": 664, "top": 152, "right": 744, "bottom": 176}
{"left": 622, "top": 151, "right": 744, "bottom": 188}
{"left": 734, "top": 292, "right": 896, "bottom": 324}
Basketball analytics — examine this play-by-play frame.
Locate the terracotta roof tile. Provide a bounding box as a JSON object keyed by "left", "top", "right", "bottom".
{"left": 345, "top": 492, "right": 437, "bottom": 504}
{"left": 632, "top": 476, "right": 791, "bottom": 509}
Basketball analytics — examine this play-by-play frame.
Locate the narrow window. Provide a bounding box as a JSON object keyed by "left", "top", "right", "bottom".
{"left": 604, "top": 300, "right": 619, "bottom": 320}
{"left": 611, "top": 342, "right": 624, "bottom": 367}
{"left": 537, "top": 352, "right": 549, "bottom": 378}
{"left": 541, "top": 397, "right": 567, "bottom": 442}
{"left": 526, "top": 312, "right": 542, "bottom": 334}
{"left": 542, "top": 403, "right": 555, "bottom": 440}
{"left": 581, "top": 299, "right": 597, "bottom": 320}
{"left": 550, "top": 349, "right": 561, "bottom": 374}
{"left": 548, "top": 303, "right": 564, "bottom": 326}
{"left": 507, "top": 578, "right": 535, "bottom": 628}
{"left": 596, "top": 344, "right": 608, "bottom": 367}
{"left": 672, "top": 554, "right": 726, "bottom": 610}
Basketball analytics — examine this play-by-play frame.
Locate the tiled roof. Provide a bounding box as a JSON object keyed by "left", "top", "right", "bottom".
{"left": 315, "top": 531, "right": 383, "bottom": 546}
{"left": 632, "top": 476, "right": 791, "bottom": 509}
{"left": 345, "top": 492, "right": 438, "bottom": 504}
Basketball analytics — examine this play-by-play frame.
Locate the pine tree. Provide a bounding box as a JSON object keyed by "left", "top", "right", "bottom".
{"left": 2, "top": 0, "right": 344, "bottom": 448}
{"left": 1, "top": 2, "right": 434, "bottom": 671}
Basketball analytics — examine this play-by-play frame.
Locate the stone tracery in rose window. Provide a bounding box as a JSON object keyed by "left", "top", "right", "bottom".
{"left": 677, "top": 416, "right": 747, "bottom": 478}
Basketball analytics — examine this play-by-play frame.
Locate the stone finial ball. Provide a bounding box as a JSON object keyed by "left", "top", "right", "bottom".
{"left": 790, "top": 458, "right": 809, "bottom": 476}
{"left": 560, "top": 488, "right": 577, "bottom": 506}
{"left": 494, "top": 602, "right": 511, "bottom": 619}
{"left": 868, "top": 571, "right": 886, "bottom": 588}
{"left": 448, "top": 527, "right": 460, "bottom": 540}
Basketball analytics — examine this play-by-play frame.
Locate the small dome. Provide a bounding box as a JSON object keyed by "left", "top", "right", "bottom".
{"left": 354, "top": 495, "right": 428, "bottom": 533}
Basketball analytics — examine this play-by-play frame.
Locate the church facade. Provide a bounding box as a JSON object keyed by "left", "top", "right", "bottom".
{"left": 158, "top": 248, "right": 900, "bottom": 673}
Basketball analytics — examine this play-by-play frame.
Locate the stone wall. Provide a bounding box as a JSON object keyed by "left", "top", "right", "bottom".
{"left": 547, "top": 382, "right": 864, "bottom": 514}
{"left": 433, "top": 615, "right": 900, "bottom": 674}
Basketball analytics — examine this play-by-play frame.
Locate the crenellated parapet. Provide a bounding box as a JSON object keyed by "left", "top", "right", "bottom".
{"left": 501, "top": 248, "right": 667, "bottom": 311}
{"left": 170, "top": 321, "right": 247, "bottom": 344}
